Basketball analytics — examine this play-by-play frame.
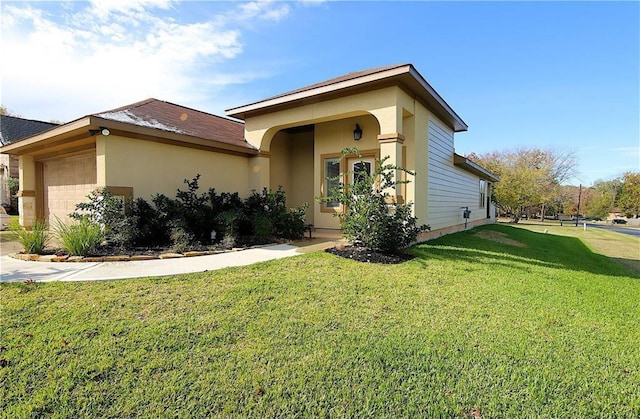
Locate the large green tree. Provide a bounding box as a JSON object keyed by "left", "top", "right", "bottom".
{"left": 469, "top": 148, "right": 577, "bottom": 222}
{"left": 583, "top": 179, "right": 620, "bottom": 219}
{"left": 618, "top": 172, "right": 640, "bottom": 217}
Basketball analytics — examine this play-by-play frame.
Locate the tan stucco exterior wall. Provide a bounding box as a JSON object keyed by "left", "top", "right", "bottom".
{"left": 313, "top": 114, "right": 381, "bottom": 229}
{"left": 244, "top": 86, "right": 404, "bottom": 152}
{"left": 269, "top": 130, "right": 314, "bottom": 223}
{"left": 96, "top": 136, "right": 252, "bottom": 201}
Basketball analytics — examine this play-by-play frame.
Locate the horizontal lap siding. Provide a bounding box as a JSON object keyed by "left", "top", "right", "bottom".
{"left": 427, "top": 118, "right": 482, "bottom": 231}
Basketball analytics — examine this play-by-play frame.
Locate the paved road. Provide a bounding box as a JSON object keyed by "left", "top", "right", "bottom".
{"left": 588, "top": 223, "right": 640, "bottom": 237}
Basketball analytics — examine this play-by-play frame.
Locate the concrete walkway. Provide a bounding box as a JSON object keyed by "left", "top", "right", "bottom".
{"left": 0, "top": 238, "right": 342, "bottom": 283}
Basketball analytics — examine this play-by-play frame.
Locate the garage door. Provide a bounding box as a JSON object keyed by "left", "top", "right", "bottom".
{"left": 43, "top": 151, "right": 97, "bottom": 225}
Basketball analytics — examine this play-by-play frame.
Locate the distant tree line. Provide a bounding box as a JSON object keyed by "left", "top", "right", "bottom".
{"left": 568, "top": 172, "right": 640, "bottom": 219}
{"left": 468, "top": 148, "right": 639, "bottom": 222}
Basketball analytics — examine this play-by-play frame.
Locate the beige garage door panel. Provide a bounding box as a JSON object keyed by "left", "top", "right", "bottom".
{"left": 43, "top": 152, "right": 97, "bottom": 225}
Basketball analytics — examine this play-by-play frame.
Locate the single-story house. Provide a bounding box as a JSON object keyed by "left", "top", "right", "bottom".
{"left": 0, "top": 64, "right": 498, "bottom": 240}
{"left": 0, "top": 115, "right": 59, "bottom": 211}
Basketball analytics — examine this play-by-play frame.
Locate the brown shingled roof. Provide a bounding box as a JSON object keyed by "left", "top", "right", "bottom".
{"left": 95, "top": 98, "right": 252, "bottom": 150}
{"left": 258, "top": 64, "right": 410, "bottom": 104}
{"left": 226, "top": 64, "right": 468, "bottom": 132}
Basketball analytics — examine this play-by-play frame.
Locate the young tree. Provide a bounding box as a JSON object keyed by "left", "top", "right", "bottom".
{"left": 319, "top": 148, "right": 428, "bottom": 253}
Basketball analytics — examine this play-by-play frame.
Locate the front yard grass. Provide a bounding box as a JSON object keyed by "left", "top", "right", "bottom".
{"left": 1, "top": 223, "right": 639, "bottom": 417}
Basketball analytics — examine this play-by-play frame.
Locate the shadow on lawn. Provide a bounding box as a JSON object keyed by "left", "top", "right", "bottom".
{"left": 411, "top": 224, "right": 639, "bottom": 279}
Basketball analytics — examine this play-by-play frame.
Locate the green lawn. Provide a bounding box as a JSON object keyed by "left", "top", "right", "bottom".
{"left": 1, "top": 224, "right": 639, "bottom": 417}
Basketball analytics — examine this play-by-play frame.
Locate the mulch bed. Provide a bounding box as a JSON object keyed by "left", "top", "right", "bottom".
{"left": 325, "top": 245, "right": 415, "bottom": 264}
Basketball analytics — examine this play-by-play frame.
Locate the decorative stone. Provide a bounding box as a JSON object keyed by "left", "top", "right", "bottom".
{"left": 67, "top": 256, "right": 84, "bottom": 262}
{"left": 184, "top": 251, "right": 208, "bottom": 257}
{"left": 52, "top": 255, "right": 70, "bottom": 262}
{"left": 130, "top": 255, "right": 158, "bottom": 261}
{"left": 38, "top": 255, "right": 57, "bottom": 262}
{"left": 104, "top": 255, "right": 131, "bottom": 262}
{"left": 83, "top": 257, "right": 105, "bottom": 262}
{"left": 159, "top": 253, "right": 185, "bottom": 259}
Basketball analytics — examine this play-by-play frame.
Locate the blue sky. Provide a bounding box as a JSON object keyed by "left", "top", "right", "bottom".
{"left": 1, "top": 1, "right": 638, "bottom": 186}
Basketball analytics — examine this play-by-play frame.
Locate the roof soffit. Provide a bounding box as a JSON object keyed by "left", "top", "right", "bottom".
{"left": 0, "top": 115, "right": 257, "bottom": 157}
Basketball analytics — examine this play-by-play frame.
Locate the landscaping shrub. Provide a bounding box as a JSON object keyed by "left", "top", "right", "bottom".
{"left": 56, "top": 216, "right": 104, "bottom": 256}
{"left": 209, "top": 190, "right": 245, "bottom": 241}
{"left": 127, "top": 198, "right": 171, "bottom": 247}
{"left": 169, "top": 226, "right": 193, "bottom": 253}
{"left": 69, "top": 176, "right": 308, "bottom": 252}
{"left": 242, "top": 187, "right": 308, "bottom": 241}
{"left": 71, "top": 188, "right": 132, "bottom": 247}
{"left": 13, "top": 220, "right": 50, "bottom": 254}
{"left": 174, "top": 175, "right": 217, "bottom": 244}
{"left": 7, "top": 176, "right": 19, "bottom": 214}
{"left": 320, "top": 148, "right": 429, "bottom": 253}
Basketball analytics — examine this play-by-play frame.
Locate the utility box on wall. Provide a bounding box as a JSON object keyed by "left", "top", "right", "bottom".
{"left": 463, "top": 209, "right": 471, "bottom": 219}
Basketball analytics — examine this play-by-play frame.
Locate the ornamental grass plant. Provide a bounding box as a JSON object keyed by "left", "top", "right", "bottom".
{"left": 12, "top": 220, "right": 50, "bottom": 254}
{"left": 55, "top": 216, "right": 104, "bottom": 256}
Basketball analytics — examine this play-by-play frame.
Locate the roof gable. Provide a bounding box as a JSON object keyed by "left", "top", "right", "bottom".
{"left": 0, "top": 115, "right": 59, "bottom": 146}
{"left": 226, "top": 64, "right": 468, "bottom": 132}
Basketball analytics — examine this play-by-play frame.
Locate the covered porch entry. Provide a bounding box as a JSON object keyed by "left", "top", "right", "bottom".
{"left": 262, "top": 112, "right": 388, "bottom": 230}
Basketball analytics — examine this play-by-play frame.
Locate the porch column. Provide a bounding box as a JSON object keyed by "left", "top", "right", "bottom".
{"left": 18, "top": 155, "right": 37, "bottom": 228}
{"left": 378, "top": 133, "right": 405, "bottom": 204}
{"left": 248, "top": 153, "right": 270, "bottom": 193}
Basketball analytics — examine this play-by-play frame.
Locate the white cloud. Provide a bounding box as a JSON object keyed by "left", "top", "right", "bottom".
{"left": 0, "top": 0, "right": 311, "bottom": 121}
{"left": 87, "top": 0, "right": 174, "bottom": 17}
{"left": 237, "top": 1, "right": 291, "bottom": 22}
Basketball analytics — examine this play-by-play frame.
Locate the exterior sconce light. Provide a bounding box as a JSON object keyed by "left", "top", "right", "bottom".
{"left": 353, "top": 123, "right": 363, "bottom": 141}
{"left": 89, "top": 127, "right": 110, "bottom": 137}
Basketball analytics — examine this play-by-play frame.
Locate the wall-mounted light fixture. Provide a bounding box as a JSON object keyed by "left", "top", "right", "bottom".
{"left": 353, "top": 123, "right": 363, "bottom": 141}
{"left": 89, "top": 127, "right": 110, "bottom": 137}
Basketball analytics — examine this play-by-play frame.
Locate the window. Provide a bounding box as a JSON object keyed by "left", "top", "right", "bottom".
{"left": 323, "top": 157, "right": 341, "bottom": 208}
{"left": 321, "top": 151, "right": 378, "bottom": 212}
{"left": 479, "top": 179, "right": 486, "bottom": 209}
{"left": 351, "top": 159, "right": 373, "bottom": 185}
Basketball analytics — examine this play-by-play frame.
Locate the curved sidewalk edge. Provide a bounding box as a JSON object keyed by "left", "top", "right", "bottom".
{"left": 0, "top": 244, "right": 302, "bottom": 283}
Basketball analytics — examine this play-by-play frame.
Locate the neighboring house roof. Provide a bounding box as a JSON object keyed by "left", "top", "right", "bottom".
{"left": 226, "top": 63, "right": 468, "bottom": 132}
{"left": 0, "top": 99, "right": 256, "bottom": 156}
{"left": 0, "top": 115, "right": 59, "bottom": 146}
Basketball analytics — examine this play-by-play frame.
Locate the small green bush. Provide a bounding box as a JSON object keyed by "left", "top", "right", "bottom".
{"left": 56, "top": 217, "right": 104, "bottom": 256}
{"left": 71, "top": 188, "right": 131, "bottom": 246}
{"left": 127, "top": 198, "right": 171, "bottom": 247}
{"left": 242, "top": 187, "right": 308, "bottom": 241}
{"left": 170, "top": 226, "right": 192, "bottom": 253}
{"left": 7, "top": 177, "right": 19, "bottom": 214}
{"left": 13, "top": 220, "right": 50, "bottom": 254}
{"left": 175, "top": 175, "right": 216, "bottom": 244}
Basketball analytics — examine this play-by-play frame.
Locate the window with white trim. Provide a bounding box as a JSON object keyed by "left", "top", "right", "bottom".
{"left": 323, "top": 157, "right": 341, "bottom": 209}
